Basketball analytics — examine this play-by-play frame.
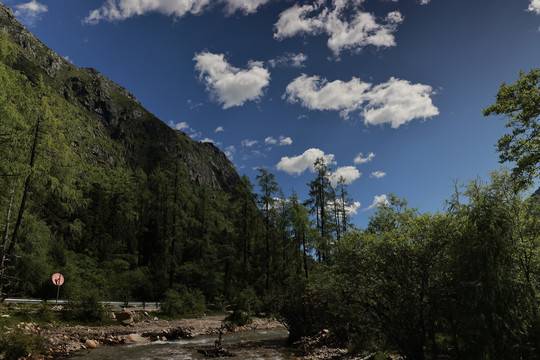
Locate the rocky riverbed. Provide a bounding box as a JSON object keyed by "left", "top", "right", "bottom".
{"left": 7, "top": 311, "right": 390, "bottom": 360}
{"left": 14, "top": 312, "right": 285, "bottom": 359}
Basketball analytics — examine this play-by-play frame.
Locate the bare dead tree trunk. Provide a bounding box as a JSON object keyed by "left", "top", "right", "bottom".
{"left": 0, "top": 177, "right": 17, "bottom": 297}
{"left": 8, "top": 115, "right": 42, "bottom": 256}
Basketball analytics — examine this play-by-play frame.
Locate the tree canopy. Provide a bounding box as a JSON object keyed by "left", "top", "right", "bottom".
{"left": 483, "top": 68, "right": 540, "bottom": 186}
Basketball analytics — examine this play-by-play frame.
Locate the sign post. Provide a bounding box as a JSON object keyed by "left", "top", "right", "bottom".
{"left": 51, "top": 273, "right": 64, "bottom": 305}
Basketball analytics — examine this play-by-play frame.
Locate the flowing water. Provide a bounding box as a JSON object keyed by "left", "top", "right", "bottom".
{"left": 71, "top": 329, "right": 298, "bottom": 360}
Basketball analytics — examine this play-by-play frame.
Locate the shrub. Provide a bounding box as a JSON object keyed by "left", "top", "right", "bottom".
{"left": 63, "top": 288, "right": 106, "bottom": 323}
{"left": 0, "top": 329, "right": 47, "bottom": 360}
{"left": 36, "top": 303, "right": 55, "bottom": 323}
{"left": 161, "top": 288, "right": 206, "bottom": 317}
{"left": 225, "top": 288, "right": 261, "bottom": 326}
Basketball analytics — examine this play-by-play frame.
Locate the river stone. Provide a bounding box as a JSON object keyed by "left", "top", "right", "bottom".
{"left": 116, "top": 309, "right": 133, "bottom": 325}
{"left": 125, "top": 333, "right": 150, "bottom": 343}
{"left": 85, "top": 339, "right": 99, "bottom": 349}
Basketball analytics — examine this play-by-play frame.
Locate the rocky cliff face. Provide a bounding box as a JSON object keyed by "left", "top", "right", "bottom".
{"left": 0, "top": 1, "right": 238, "bottom": 191}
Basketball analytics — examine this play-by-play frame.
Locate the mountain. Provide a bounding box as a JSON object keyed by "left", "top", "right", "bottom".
{"left": 0, "top": 2, "right": 260, "bottom": 301}
{"left": 0, "top": 1, "right": 238, "bottom": 191}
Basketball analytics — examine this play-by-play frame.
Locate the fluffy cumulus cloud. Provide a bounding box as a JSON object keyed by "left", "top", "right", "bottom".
{"left": 84, "top": 0, "right": 271, "bottom": 24}
{"left": 363, "top": 77, "right": 440, "bottom": 128}
{"left": 274, "top": 0, "right": 404, "bottom": 55}
{"left": 279, "top": 136, "right": 293, "bottom": 145}
{"left": 284, "top": 75, "right": 438, "bottom": 128}
{"left": 277, "top": 148, "right": 335, "bottom": 176}
{"left": 14, "top": 0, "right": 47, "bottom": 27}
{"left": 529, "top": 0, "right": 540, "bottom": 14}
{"left": 265, "top": 136, "right": 278, "bottom": 145}
{"left": 354, "top": 152, "right": 375, "bottom": 164}
{"left": 284, "top": 74, "right": 371, "bottom": 119}
{"left": 366, "top": 194, "right": 389, "bottom": 210}
{"left": 371, "top": 171, "right": 386, "bottom": 178}
{"left": 331, "top": 166, "right": 361, "bottom": 186}
{"left": 346, "top": 201, "right": 361, "bottom": 215}
{"left": 194, "top": 52, "right": 270, "bottom": 109}
{"left": 215, "top": 126, "right": 225, "bottom": 133}
{"left": 268, "top": 53, "right": 308, "bottom": 68}
{"left": 329, "top": 199, "right": 361, "bottom": 215}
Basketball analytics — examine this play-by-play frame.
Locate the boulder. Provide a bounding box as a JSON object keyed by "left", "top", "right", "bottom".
{"left": 85, "top": 339, "right": 99, "bottom": 349}
{"left": 125, "top": 333, "right": 150, "bottom": 344}
{"left": 116, "top": 309, "right": 133, "bottom": 325}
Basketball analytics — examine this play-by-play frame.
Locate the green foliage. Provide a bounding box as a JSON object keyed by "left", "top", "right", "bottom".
{"left": 483, "top": 69, "right": 540, "bottom": 186}
{"left": 225, "top": 309, "right": 252, "bottom": 326}
{"left": 161, "top": 288, "right": 206, "bottom": 317}
{"left": 63, "top": 288, "right": 107, "bottom": 323}
{"left": 279, "top": 171, "right": 540, "bottom": 358}
{"left": 0, "top": 328, "right": 47, "bottom": 360}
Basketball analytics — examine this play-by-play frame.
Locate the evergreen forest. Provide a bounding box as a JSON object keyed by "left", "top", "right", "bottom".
{"left": 1, "top": 15, "right": 540, "bottom": 359}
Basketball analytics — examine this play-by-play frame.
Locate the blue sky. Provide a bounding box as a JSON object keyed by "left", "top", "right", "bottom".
{"left": 5, "top": 0, "right": 540, "bottom": 227}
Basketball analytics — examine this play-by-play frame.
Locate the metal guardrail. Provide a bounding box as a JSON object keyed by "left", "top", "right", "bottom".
{"left": 3, "top": 298, "right": 161, "bottom": 309}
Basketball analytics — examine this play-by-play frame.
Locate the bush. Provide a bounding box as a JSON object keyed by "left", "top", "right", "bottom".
{"left": 225, "top": 309, "right": 252, "bottom": 326}
{"left": 161, "top": 288, "right": 206, "bottom": 317}
{"left": 36, "top": 303, "right": 55, "bottom": 323}
{"left": 63, "top": 289, "right": 107, "bottom": 323}
{"left": 225, "top": 288, "right": 261, "bottom": 326}
{"left": 0, "top": 329, "right": 47, "bottom": 360}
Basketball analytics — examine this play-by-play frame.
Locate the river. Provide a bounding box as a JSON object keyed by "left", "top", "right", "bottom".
{"left": 71, "top": 328, "right": 298, "bottom": 360}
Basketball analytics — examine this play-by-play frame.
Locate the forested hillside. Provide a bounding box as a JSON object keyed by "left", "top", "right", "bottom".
{"left": 0, "top": 1, "right": 271, "bottom": 302}
{"left": 2, "top": 1, "right": 540, "bottom": 358}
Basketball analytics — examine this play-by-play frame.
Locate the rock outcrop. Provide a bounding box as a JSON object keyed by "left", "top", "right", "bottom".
{"left": 0, "top": 1, "right": 239, "bottom": 191}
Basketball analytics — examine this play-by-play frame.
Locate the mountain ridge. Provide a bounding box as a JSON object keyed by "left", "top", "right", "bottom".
{"left": 0, "top": 1, "right": 238, "bottom": 190}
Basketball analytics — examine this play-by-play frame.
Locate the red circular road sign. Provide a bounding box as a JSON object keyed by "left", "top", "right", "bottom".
{"left": 51, "top": 273, "right": 64, "bottom": 286}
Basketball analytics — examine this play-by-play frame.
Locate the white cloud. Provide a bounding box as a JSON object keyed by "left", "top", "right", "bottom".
{"left": 215, "top": 126, "right": 225, "bottom": 133}
{"left": 274, "top": 0, "right": 404, "bottom": 56}
{"left": 15, "top": 0, "right": 47, "bottom": 27}
{"left": 175, "top": 122, "right": 190, "bottom": 131}
{"left": 279, "top": 135, "right": 293, "bottom": 146}
{"left": 346, "top": 201, "right": 361, "bottom": 215}
{"left": 187, "top": 99, "right": 203, "bottom": 109}
{"left": 194, "top": 52, "right": 270, "bottom": 109}
{"left": 354, "top": 152, "right": 375, "bottom": 164}
{"left": 268, "top": 53, "right": 308, "bottom": 68}
{"left": 242, "top": 139, "right": 258, "bottom": 147}
{"left": 265, "top": 136, "right": 277, "bottom": 145}
{"left": 371, "top": 171, "right": 386, "bottom": 178}
{"left": 284, "top": 74, "right": 371, "bottom": 119}
{"left": 284, "top": 75, "right": 438, "bottom": 127}
{"left": 331, "top": 166, "right": 361, "bottom": 186}
{"left": 84, "top": 0, "right": 271, "bottom": 24}
{"left": 223, "top": 0, "right": 271, "bottom": 15}
{"left": 84, "top": 0, "right": 209, "bottom": 24}
{"left": 363, "top": 77, "right": 439, "bottom": 128}
{"left": 419, "top": 0, "right": 431, "bottom": 4}
{"left": 366, "top": 194, "right": 389, "bottom": 210}
{"left": 265, "top": 135, "right": 292, "bottom": 146}
{"left": 329, "top": 199, "right": 361, "bottom": 215}
{"left": 201, "top": 138, "right": 215, "bottom": 143}
{"left": 225, "top": 145, "right": 236, "bottom": 160}
{"left": 277, "top": 148, "right": 335, "bottom": 176}
{"left": 529, "top": 0, "right": 540, "bottom": 14}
